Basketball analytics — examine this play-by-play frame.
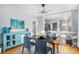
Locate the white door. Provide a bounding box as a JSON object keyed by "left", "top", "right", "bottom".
{"left": 32, "top": 21, "right": 36, "bottom": 37}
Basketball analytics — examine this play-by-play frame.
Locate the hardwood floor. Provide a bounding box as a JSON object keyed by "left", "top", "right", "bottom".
{"left": 3, "top": 44, "right": 79, "bottom": 54}
{"left": 3, "top": 45, "right": 23, "bottom": 54}
{"left": 59, "top": 44, "right": 79, "bottom": 54}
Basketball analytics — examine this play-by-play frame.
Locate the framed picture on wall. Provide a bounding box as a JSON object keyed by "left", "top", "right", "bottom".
{"left": 10, "top": 19, "right": 25, "bottom": 29}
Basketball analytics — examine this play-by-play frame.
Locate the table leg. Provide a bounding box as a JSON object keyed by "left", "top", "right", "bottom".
{"left": 22, "top": 46, "right": 24, "bottom": 54}
{"left": 53, "top": 43, "right": 55, "bottom": 54}
{"left": 57, "top": 45, "right": 59, "bottom": 53}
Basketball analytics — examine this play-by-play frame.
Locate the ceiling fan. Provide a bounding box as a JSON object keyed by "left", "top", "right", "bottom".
{"left": 37, "top": 4, "right": 51, "bottom": 15}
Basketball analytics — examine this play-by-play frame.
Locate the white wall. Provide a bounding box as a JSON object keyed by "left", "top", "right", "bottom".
{"left": 71, "top": 9, "right": 78, "bottom": 33}
{"left": 78, "top": 9, "right": 79, "bottom": 47}
{"left": 36, "top": 16, "right": 44, "bottom": 34}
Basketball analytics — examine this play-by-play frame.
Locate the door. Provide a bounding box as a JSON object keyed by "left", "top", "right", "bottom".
{"left": 32, "top": 21, "right": 36, "bottom": 37}
{"left": 52, "top": 23, "right": 57, "bottom": 31}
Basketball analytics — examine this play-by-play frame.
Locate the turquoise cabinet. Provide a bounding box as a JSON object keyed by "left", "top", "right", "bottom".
{"left": 3, "top": 33, "right": 12, "bottom": 51}
{"left": 15, "top": 34, "right": 22, "bottom": 45}
{"left": 2, "top": 32, "right": 30, "bottom": 52}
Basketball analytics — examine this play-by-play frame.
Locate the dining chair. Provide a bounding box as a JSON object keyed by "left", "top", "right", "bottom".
{"left": 22, "top": 36, "right": 35, "bottom": 54}
{"left": 46, "top": 33, "right": 56, "bottom": 41}
{"left": 35, "top": 39, "right": 52, "bottom": 54}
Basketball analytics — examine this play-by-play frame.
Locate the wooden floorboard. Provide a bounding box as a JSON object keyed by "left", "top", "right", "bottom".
{"left": 3, "top": 44, "right": 79, "bottom": 54}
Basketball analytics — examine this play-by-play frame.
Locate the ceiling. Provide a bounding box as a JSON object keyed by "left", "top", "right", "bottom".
{"left": 0, "top": 4, "right": 78, "bottom": 19}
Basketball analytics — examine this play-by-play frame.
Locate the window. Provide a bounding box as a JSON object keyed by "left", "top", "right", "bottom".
{"left": 60, "top": 20, "right": 70, "bottom": 31}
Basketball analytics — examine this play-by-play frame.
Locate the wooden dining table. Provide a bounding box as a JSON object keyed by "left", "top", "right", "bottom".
{"left": 47, "top": 40, "right": 60, "bottom": 54}
{"left": 47, "top": 35, "right": 61, "bottom": 54}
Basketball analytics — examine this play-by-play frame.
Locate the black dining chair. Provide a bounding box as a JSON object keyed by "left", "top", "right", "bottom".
{"left": 34, "top": 39, "right": 52, "bottom": 54}
{"left": 22, "top": 35, "right": 35, "bottom": 54}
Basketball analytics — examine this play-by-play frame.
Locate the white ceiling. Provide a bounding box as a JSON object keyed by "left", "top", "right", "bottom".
{"left": 0, "top": 4, "right": 78, "bottom": 19}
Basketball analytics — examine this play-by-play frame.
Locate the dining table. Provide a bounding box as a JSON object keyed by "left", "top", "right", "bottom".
{"left": 47, "top": 40, "right": 60, "bottom": 54}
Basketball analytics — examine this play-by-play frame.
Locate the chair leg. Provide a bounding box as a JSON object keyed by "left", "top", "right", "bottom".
{"left": 51, "top": 49, "right": 52, "bottom": 54}
{"left": 34, "top": 50, "right": 36, "bottom": 54}
{"left": 57, "top": 45, "right": 59, "bottom": 53}
{"left": 29, "top": 49, "right": 31, "bottom": 54}
{"left": 27, "top": 49, "right": 31, "bottom": 54}
{"left": 22, "top": 46, "right": 24, "bottom": 54}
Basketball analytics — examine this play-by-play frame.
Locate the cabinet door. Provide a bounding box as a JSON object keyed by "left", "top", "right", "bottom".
{"left": 3, "top": 34, "right": 11, "bottom": 50}
{"left": 11, "top": 34, "right": 16, "bottom": 47}
{"left": 3, "top": 34, "right": 11, "bottom": 42}
{"left": 16, "top": 34, "right": 21, "bottom": 45}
